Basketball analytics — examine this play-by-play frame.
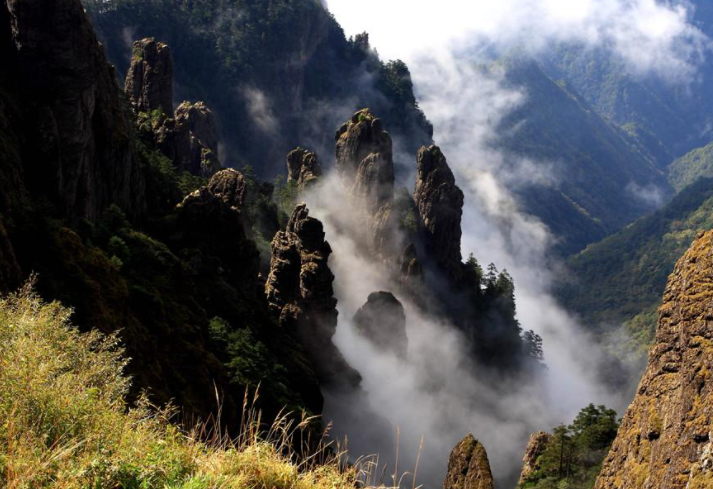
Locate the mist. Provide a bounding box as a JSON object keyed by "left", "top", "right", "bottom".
{"left": 292, "top": 0, "right": 711, "bottom": 486}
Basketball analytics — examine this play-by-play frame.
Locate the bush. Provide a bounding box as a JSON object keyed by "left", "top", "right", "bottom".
{"left": 0, "top": 282, "right": 393, "bottom": 488}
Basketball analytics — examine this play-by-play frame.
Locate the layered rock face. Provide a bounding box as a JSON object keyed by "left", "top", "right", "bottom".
{"left": 519, "top": 431, "right": 552, "bottom": 485}
{"left": 414, "top": 145, "right": 465, "bottom": 284}
{"left": 595, "top": 230, "right": 713, "bottom": 489}
{"left": 3, "top": 0, "right": 145, "bottom": 221}
{"left": 125, "top": 38, "right": 173, "bottom": 115}
{"left": 127, "top": 38, "right": 221, "bottom": 177}
{"left": 353, "top": 291, "right": 408, "bottom": 358}
{"left": 287, "top": 147, "right": 322, "bottom": 189}
{"left": 265, "top": 204, "right": 360, "bottom": 388}
{"left": 443, "top": 435, "right": 495, "bottom": 489}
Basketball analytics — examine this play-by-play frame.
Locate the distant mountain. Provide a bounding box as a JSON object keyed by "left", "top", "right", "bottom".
{"left": 558, "top": 177, "right": 713, "bottom": 357}
{"left": 539, "top": 0, "right": 713, "bottom": 166}
{"left": 492, "top": 57, "right": 670, "bottom": 255}
{"left": 668, "top": 141, "right": 713, "bottom": 191}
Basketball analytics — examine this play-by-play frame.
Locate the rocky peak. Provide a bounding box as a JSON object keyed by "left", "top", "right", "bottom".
{"left": 595, "top": 230, "right": 713, "bottom": 489}
{"left": 286, "top": 147, "right": 322, "bottom": 189}
{"left": 399, "top": 243, "right": 424, "bottom": 293}
{"left": 519, "top": 431, "right": 552, "bottom": 485}
{"left": 335, "top": 108, "right": 393, "bottom": 189}
{"left": 206, "top": 168, "right": 246, "bottom": 210}
{"left": 414, "top": 145, "right": 464, "bottom": 284}
{"left": 443, "top": 434, "right": 495, "bottom": 489}
{"left": 265, "top": 204, "right": 360, "bottom": 388}
{"left": 353, "top": 291, "right": 408, "bottom": 358}
{"left": 127, "top": 38, "right": 221, "bottom": 177}
{"left": 125, "top": 38, "right": 173, "bottom": 115}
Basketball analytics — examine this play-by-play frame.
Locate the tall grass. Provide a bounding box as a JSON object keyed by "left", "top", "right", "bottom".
{"left": 0, "top": 281, "right": 414, "bottom": 488}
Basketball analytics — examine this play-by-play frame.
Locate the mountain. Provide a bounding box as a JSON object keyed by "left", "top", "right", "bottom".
{"left": 492, "top": 57, "right": 670, "bottom": 255}
{"left": 595, "top": 229, "right": 713, "bottom": 489}
{"left": 81, "top": 0, "right": 433, "bottom": 178}
{"left": 539, "top": 0, "right": 713, "bottom": 166}
{"left": 668, "top": 140, "right": 713, "bottom": 191}
{"left": 558, "top": 177, "right": 713, "bottom": 359}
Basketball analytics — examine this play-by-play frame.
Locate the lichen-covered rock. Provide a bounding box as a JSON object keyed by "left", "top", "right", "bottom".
{"left": 414, "top": 145, "right": 464, "bottom": 284}
{"left": 595, "top": 230, "right": 713, "bottom": 489}
{"left": 4, "top": 0, "right": 145, "bottom": 221}
{"left": 125, "top": 38, "right": 173, "bottom": 116}
{"left": 443, "top": 434, "right": 495, "bottom": 489}
{"left": 207, "top": 169, "right": 246, "bottom": 210}
{"left": 353, "top": 291, "right": 408, "bottom": 358}
{"left": 519, "top": 431, "right": 552, "bottom": 485}
{"left": 287, "top": 147, "right": 322, "bottom": 189}
{"left": 265, "top": 204, "right": 360, "bottom": 388}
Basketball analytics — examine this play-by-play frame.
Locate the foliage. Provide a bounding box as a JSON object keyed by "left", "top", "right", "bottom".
{"left": 668, "top": 141, "right": 713, "bottom": 192}
{"left": 520, "top": 404, "right": 619, "bottom": 489}
{"left": 0, "top": 285, "right": 390, "bottom": 488}
{"left": 559, "top": 177, "right": 713, "bottom": 359}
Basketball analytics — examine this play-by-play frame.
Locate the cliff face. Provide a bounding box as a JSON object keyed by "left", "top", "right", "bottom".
{"left": 287, "top": 147, "right": 322, "bottom": 189}
{"left": 443, "top": 435, "right": 496, "bottom": 489}
{"left": 519, "top": 431, "right": 552, "bottom": 485}
{"left": 595, "top": 230, "right": 713, "bottom": 489}
{"left": 3, "top": 0, "right": 145, "bottom": 222}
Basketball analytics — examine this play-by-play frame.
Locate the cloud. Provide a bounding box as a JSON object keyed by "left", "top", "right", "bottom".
{"left": 326, "top": 0, "right": 710, "bottom": 82}
{"left": 242, "top": 87, "right": 279, "bottom": 135}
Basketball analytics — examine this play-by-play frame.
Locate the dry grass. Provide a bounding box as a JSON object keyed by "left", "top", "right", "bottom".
{"left": 0, "top": 281, "right": 415, "bottom": 488}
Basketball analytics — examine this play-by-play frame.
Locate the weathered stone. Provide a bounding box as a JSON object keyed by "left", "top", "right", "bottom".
{"left": 207, "top": 169, "right": 246, "bottom": 210}
{"left": 286, "top": 147, "right": 322, "bottom": 189}
{"left": 265, "top": 204, "right": 360, "bottom": 389}
{"left": 443, "top": 434, "right": 495, "bottom": 489}
{"left": 353, "top": 291, "right": 408, "bottom": 358}
{"left": 519, "top": 431, "right": 552, "bottom": 485}
{"left": 400, "top": 242, "right": 424, "bottom": 291}
{"left": 595, "top": 230, "right": 713, "bottom": 489}
{"left": 174, "top": 101, "right": 221, "bottom": 177}
{"left": 125, "top": 38, "right": 173, "bottom": 116}
{"left": 414, "top": 145, "right": 464, "bottom": 284}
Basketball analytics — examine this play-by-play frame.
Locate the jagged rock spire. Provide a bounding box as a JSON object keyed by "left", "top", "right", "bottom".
{"left": 353, "top": 291, "right": 408, "bottom": 358}
{"left": 443, "top": 435, "right": 495, "bottom": 489}
{"left": 265, "top": 204, "right": 361, "bottom": 389}
{"left": 125, "top": 38, "right": 173, "bottom": 115}
{"left": 595, "top": 230, "right": 713, "bottom": 489}
{"left": 287, "top": 147, "right": 322, "bottom": 189}
{"left": 414, "top": 145, "right": 464, "bottom": 284}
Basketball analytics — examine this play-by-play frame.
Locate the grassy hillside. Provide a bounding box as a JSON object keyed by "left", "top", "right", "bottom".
{"left": 668, "top": 141, "right": 713, "bottom": 191}
{"left": 558, "top": 177, "right": 713, "bottom": 355}
{"left": 0, "top": 283, "right": 384, "bottom": 488}
{"left": 495, "top": 57, "right": 670, "bottom": 255}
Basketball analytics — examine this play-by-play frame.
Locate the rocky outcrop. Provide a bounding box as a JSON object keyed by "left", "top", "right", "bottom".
{"left": 127, "top": 38, "right": 221, "bottom": 177}
{"left": 443, "top": 435, "right": 495, "bottom": 489}
{"left": 207, "top": 168, "right": 247, "bottom": 210}
{"left": 519, "top": 431, "right": 552, "bottom": 485}
{"left": 595, "top": 230, "right": 713, "bottom": 489}
{"left": 399, "top": 243, "right": 424, "bottom": 293}
{"left": 414, "top": 145, "right": 464, "bottom": 284}
{"left": 334, "top": 109, "right": 401, "bottom": 257}
{"left": 287, "top": 147, "right": 322, "bottom": 189}
{"left": 4, "top": 0, "right": 145, "bottom": 221}
{"left": 265, "top": 204, "right": 360, "bottom": 388}
{"left": 335, "top": 109, "right": 394, "bottom": 202}
{"left": 353, "top": 291, "right": 408, "bottom": 358}
{"left": 125, "top": 38, "right": 173, "bottom": 116}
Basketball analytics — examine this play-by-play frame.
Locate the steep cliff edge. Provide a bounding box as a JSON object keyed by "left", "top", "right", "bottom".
{"left": 2, "top": 0, "right": 145, "bottom": 222}
{"left": 595, "top": 230, "right": 713, "bottom": 488}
